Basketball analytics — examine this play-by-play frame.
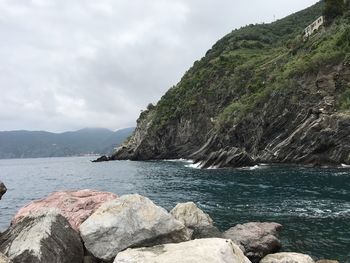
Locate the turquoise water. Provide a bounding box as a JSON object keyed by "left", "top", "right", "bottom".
{"left": 0, "top": 157, "right": 349, "bottom": 262}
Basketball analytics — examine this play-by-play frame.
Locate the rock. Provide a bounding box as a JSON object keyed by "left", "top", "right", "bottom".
{"left": 170, "top": 202, "right": 213, "bottom": 228}
{"left": 92, "top": 155, "right": 109, "bottom": 162}
{"left": 12, "top": 189, "right": 117, "bottom": 231}
{"left": 170, "top": 202, "right": 221, "bottom": 239}
{"left": 223, "top": 222, "right": 282, "bottom": 263}
{"left": 192, "top": 225, "right": 223, "bottom": 239}
{"left": 260, "top": 252, "right": 315, "bottom": 263}
{"left": 0, "top": 253, "right": 11, "bottom": 263}
{"left": 0, "top": 210, "right": 83, "bottom": 263}
{"left": 193, "top": 147, "right": 256, "bottom": 169}
{"left": 83, "top": 250, "right": 100, "bottom": 263}
{"left": 80, "top": 194, "right": 191, "bottom": 261}
{"left": 316, "top": 260, "right": 339, "bottom": 263}
{"left": 0, "top": 182, "right": 7, "bottom": 200}
{"left": 114, "top": 238, "right": 251, "bottom": 263}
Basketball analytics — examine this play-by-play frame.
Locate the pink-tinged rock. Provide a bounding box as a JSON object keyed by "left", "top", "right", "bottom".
{"left": 11, "top": 189, "right": 117, "bottom": 231}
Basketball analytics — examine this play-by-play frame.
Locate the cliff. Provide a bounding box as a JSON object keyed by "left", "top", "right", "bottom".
{"left": 112, "top": 1, "right": 350, "bottom": 167}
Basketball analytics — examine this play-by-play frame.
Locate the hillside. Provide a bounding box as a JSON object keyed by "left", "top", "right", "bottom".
{"left": 112, "top": 1, "right": 350, "bottom": 168}
{"left": 0, "top": 127, "right": 134, "bottom": 159}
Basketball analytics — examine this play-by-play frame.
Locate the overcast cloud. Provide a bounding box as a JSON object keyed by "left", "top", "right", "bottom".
{"left": 0, "top": 0, "right": 318, "bottom": 132}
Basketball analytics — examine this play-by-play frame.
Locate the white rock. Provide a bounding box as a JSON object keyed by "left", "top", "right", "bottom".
{"left": 114, "top": 238, "right": 251, "bottom": 263}
{"left": 170, "top": 202, "right": 213, "bottom": 228}
{"left": 260, "top": 252, "right": 315, "bottom": 263}
{"left": 0, "top": 210, "right": 83, "bottom": 263}
{"left": 80, "top": 194, "right": 191, "bottom": 261}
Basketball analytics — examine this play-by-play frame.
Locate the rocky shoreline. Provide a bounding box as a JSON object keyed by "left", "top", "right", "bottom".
{"left": 0, "top": 182, "right": 340, "bottom": 263}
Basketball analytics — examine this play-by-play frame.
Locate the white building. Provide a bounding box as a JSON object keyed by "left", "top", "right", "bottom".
{"left": 304, "top": 16, "right": 324, "bottom": 38}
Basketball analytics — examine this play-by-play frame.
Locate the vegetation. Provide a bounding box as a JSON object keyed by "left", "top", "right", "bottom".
{"left": 142, "top": 1, "right": 350, "bottom": 131}
{"left": 323, "top": 0, "right": 345, "bottom": 23}
{"left": 339, "top": 88, "right": 350, "bottom": 110}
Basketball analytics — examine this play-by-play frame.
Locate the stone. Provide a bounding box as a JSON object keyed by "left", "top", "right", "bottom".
{"left": 80, "top": 194, "right": 191, "bottom": 261}
{"left": 192, "top": 225, "right": 223, "bottom": 239}
{"left": 223, "top": 222, "right": 282, "bottom": 263}
{"left": 0, "top": 210, "right": 83, "bottom": 263}
{"left": 0, "top": 253, "right": 11, "bottom": 263}
{"left": 0, "top": 182, "right": 7, "bottom": 200}
{"left": 12, "top": 189, "right": 117, "bottom": 231}
{"left": 170, "top": 202, "right": 222, "bottom": 239}
{"left": 114, "top": 238, "right": 251, "bottom": 263}
{"left": 170, "top": 202, "right": 213, "bottom": 228}
{"left": 260, "top": 252, "right": 315, "bottom": 263}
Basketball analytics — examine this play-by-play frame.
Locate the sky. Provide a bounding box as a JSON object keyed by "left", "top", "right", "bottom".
{"left": 0, "top": 0, "right": 319, "bottom": 132}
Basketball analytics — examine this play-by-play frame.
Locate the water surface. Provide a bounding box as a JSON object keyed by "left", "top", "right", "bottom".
{"left": 0, "top": 157, "right": 349, "bottom": 261}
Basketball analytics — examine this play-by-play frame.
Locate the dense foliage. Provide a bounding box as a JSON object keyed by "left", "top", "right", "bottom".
{"left": 323, "top": 0, "right": 345, "bottom": 22}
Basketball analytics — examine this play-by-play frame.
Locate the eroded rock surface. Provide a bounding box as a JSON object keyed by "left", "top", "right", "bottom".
{"left": 12, "top": 189, "right": 117, "bottom": 231}
{"left": 114, "top": 238, "right": 251, "bottom": 263}
{"left": 0, "top": 210, "right": 83, "bottom": 263}
{"left": 80, "top": 194, "right": 191, "bottom": 261}
{"left": 223, "top": 222, "right": 282, "bottom": 263}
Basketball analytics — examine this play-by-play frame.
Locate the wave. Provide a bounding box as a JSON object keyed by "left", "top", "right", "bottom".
{"left": 162, "top": 158, "right": 193, "bottom": 163}
{"left": 185, "top": 162, "right": 202, "bottom": 169}
{"left": 237, "top": 164, "right": 268, "bottom": 171}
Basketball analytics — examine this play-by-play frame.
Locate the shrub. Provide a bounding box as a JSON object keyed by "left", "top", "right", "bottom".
{"left": 323, "top": 0, "right": 345, "bottom": 23}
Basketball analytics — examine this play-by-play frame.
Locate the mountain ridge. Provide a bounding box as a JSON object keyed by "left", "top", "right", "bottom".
{"left": 0, "top": 127, "right": 134, "bottom": 159}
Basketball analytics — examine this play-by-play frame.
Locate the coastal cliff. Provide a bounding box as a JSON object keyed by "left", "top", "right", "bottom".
{"left": 112, "top": 1, "right": 350, "bottom": 167}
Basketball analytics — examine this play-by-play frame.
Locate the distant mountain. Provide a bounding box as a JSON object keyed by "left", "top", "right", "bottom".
{"left": 0, "top": 127, "right": 134, "bottom": 159}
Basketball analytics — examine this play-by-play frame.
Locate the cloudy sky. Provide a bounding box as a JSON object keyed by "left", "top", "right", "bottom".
{"left": 0, "top": 0, "right": 318, "bottom": 132}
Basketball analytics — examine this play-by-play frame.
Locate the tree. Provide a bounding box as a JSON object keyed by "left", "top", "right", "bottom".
{"left": 346, "top": 0, "right": 350, "bottom": 9}
{"left": 323, "top": 0, "right": 345, "bottom": 23}
{"left": 146, "top": 103, "right": 155, "bottom": 111}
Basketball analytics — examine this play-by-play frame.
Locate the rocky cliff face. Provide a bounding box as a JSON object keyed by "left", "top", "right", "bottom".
{"left": 192, "top": 64, "right": 350, "bottom": 167}
{"left": 112, "top": 2, "right": 350, "bottom": 167}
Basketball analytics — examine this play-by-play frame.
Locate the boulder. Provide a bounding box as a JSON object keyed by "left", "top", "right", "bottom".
{"left": 0, "top": 182, "right": 7, "bottom": 200}
{"left": 170, "top": 202, "right": 221, "bottom": 239}
{"left": 12, "top": 189, "right": 117, "bottom": 231}
{"left": 170, "top": 202, "right": 213, "bottom": 228}
{"left": 80, "top": 194, "right": 191, "bottom": 261}
{"left": 114, "top": 238, "right": 251, "bottom": 263}
{"left": 223, "top": 222, "right": 282, "bottom": 263}
{"left": 260, "top": 252, "right": 315, "bottom": 263}
{"left": 0, "top": 210, "right": 83, "bottom": 263}
{"left": 0, "top": 253, "right": 11, "bottom": 263}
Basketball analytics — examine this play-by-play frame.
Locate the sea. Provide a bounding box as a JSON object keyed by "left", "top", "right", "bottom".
{"left": 0, "top": 156, "right": 349, "bottom": 262}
